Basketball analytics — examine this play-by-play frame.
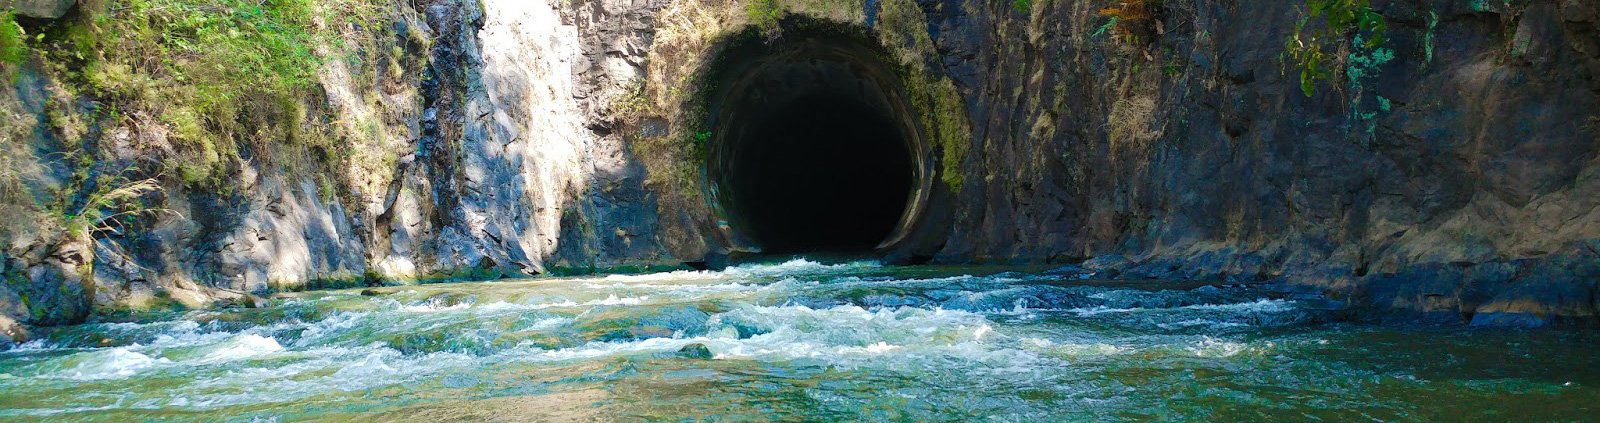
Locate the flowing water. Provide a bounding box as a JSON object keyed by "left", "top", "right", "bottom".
{"left": 1, "top": 259, "right": 1596, "bottom": 421}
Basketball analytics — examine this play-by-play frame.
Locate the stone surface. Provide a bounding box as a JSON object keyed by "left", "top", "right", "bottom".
{"left": 6, "top": 0, "right": 76, "bottom": 19}
{"left": 896, "top": 0, "right": 1600, "bottom": 327}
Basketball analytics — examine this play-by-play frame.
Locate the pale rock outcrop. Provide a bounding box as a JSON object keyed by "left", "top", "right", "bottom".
{"left": 5, "top": 0, "right": 75, "bottom": 19}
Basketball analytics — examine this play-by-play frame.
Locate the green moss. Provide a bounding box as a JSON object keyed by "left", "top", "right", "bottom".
{"left": 906, "top": 77, "right": 971, "bottom": 192}
{"left": 1345, "top": 40, "right": 1394, "bottom": 142}
{"left": 1424, "top": 11, "right": 1438, "bottom": 65}
{"left": 872, "top": 0, "right": 971, "bottom": 191}
{"left": 267, "top": 272, "right": 374, "bottom": 293}
{"left": 92, "top": 294, "right": 190, "bottom": 322}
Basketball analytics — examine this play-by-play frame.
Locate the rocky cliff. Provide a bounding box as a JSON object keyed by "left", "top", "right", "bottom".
{"left": 1, "top": 0, "right": 1596, "bottom": 343}
{"left": 0, "top": 0, "right": 676, "bottom": 344}
{"left": 925, "top": 0, "right": 1600, "bottom": 327}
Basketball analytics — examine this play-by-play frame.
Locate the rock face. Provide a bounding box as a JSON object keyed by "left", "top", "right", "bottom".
{"left": 6, "top": 0, "right": 76, "bottom": 19}
{"left": 920, "top": 0, "right": 1600, "bottom": 327}
{"left": 621, "top": 0, "right": 1600, "bottom": 326}
{"left": 1, "top": 0, "right": 1597, "bottom": 334}
{"left": 0, "top": 0, "right": 674, "bottom": 336}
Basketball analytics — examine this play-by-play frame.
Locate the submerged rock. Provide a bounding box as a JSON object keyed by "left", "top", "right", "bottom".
{"left": 676, "top": 343, "right": 713, "bottom": 360}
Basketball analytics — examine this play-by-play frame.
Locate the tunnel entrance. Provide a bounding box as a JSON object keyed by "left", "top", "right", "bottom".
{"left": 727, "top": 95, "right": 915, "bottom": 253}
{"left": 704, "top": 22, "right": 932, "bottom": 255}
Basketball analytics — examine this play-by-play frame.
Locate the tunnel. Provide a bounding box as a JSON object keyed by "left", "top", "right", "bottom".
{"left": 703, "top": 22, "right": 934, "bottom": 255}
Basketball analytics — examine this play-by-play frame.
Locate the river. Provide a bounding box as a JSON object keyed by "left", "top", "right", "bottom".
{"left": 1, "top": 259, "right": 1595, "bottom": 421}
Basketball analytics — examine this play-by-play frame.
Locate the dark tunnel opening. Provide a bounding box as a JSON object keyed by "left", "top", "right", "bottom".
{"left": 704, "top": 23, "right": 933, "bottom": 256}
{"left": 726, "top": 95, "right": 915, "bottom": 254}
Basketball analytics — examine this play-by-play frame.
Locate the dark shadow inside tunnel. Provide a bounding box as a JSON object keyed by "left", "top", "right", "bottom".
{"left": 704, "top": 22, "right": 933, "bottom": 256}
{"left": 725, "top": 95, "right": 915, "bottom": 254}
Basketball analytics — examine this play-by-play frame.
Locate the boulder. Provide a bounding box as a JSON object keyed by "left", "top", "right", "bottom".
{"left": 8, "top": 0, "right": 76, "bottom": 19}
{"left": 676, "top": 343, "right": 714, "bottom": 360}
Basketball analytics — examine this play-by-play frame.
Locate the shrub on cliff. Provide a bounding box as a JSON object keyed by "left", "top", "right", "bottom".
{"left": 1282, "top": 0, "right": 1387, "bottom": 96}
{"left": 1098, "top": 0, "right": 1163, "bottom": 48}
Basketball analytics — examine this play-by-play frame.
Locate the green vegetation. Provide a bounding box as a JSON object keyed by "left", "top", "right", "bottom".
{"left": 909, "top": 77, "right": 969, "bottom": 192}
{"left": 746, "top": 0, "right": 784, "bottom": 31}
{"left": 1011, "top": 0, "right": 1031, "bottom": 15}
{"left": 22, "top": 0, "right": 395, "bottom": 195}
{"left": 1097, "top": 0, "right": 1162, "bottom": 47}
{"left": 54, "top": 169, "right": 168, "bottom": 239}
{"left": 1469, "top": 0, "right": 1512, "bottom": 13}
{"left": 1282, "top": 0, "right": 1387, "bottom": 96}
{"left": 612, "top": 79, "right": 654, "bottom": 117}
{"left": 0, "top": 1, "right": 419, "bottom": 299}
{"left": 1092, "top": 16, "right": 1119, "bottom": 39}
{"left": 1424, "top": 11, "right": 1437, "bottom": 64}
{"left": 0, "top": 12, "right": 23, "bottom": 68}
{"left": 876, "top": 0, "right": 970, "bottom": 192}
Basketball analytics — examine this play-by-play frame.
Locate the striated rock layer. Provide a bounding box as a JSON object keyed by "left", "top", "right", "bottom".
{"left": 1, "top": 0, "right": 1597, "bottom": 342}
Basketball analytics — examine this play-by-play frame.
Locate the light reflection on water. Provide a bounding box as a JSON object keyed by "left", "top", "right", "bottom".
{"left": 0, "top": 258, "right": 1595, "bottom": 421}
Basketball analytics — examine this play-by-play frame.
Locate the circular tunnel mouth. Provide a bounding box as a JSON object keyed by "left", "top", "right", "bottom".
{"left": 706, "top": 22, "right": 931, "bottom": 255}
{"left": 727, "top": 95, "right": 914, "bottom": 254}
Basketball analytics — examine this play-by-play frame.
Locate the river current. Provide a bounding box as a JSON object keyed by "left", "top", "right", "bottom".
{"left": 1, "top": 259, "right": 1595, "bottom": 421}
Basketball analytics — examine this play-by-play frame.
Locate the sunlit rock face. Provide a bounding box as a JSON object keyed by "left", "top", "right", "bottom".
{"left": 358, "top": 0, "right": 671, "bottom": 280}
{"left": 0, "top": 0, "right": 674, "bottom": 332}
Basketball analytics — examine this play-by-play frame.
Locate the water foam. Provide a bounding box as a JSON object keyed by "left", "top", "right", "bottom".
{"left": 63, "top": 347, "right": 170, "bottom": 380}
{"left": 0, "top": 259, "right": 1334, "bottom": 419}
{"left": 200, "top": 334, "right": 285, "bottom": 362}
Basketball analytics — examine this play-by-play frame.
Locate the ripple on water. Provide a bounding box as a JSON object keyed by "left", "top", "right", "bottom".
{"left": 0, "top": 260, "right": 1594, "bottom": 421}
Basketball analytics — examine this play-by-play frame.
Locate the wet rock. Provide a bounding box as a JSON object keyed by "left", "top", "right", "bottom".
{"left": 574, "top": 305, "right": 711, "bottom": 343}
{"left": 1466, "top": 248, "right": 1600, "bottom": 328}
{"left": 676, "top": 343, "right": 713, "bottom": 360}
{"left": 2, "top": 235, "right": 95, "bottom": 327}
{"left": 1082, "top": 255, "right": 1129, "bottom": 278}
{"left": 235, "top": 294, "right": 268, "bottom": 309}
{"left": 0, "top": 314, "right": 24, "bottom": 347}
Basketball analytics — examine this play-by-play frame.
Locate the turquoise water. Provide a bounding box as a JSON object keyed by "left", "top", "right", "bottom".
{"left": 1, "top": 259, "right": 1596, "bottom": 421}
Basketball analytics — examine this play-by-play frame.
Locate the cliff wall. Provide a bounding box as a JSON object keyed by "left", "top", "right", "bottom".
{"left": 2, "top": 0, "right": 1596, "bottom": 343}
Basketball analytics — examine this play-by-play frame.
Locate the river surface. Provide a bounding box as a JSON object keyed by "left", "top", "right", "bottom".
{"left": 1, "top": 259, "right": 1596, "bottom": 421}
